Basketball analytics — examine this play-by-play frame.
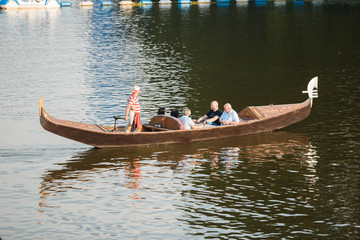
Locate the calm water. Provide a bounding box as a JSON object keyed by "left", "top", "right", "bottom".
{"left": 1, "top": 1, "right": 360, "bottom": 239}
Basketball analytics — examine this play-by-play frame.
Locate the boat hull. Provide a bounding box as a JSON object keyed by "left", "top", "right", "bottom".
{"left": 40, "top": 98, "right": 312, "bottom": 148}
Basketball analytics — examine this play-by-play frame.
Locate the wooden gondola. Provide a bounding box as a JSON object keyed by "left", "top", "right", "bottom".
{"left": 39, "top": 77, "right": 318, "bottom": 148}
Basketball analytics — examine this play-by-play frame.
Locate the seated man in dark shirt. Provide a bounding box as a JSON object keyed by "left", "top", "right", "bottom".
{"left": 195, "top": 101, "right": 222, "bottom": 126}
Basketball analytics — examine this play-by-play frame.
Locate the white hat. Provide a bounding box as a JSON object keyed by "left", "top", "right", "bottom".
{"left": 132, "top": 85, "right": 141, "bottom": 92}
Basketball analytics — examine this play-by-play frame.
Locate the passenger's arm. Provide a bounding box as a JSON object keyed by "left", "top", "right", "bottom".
{"left": 219, "top": 118, "right": 228, "bottom": 125}
{"left": 196, "top": 114, "right": 208, "bottom": 123}
{"left": 207, "top": 115, "right": 219, "bottom": 123}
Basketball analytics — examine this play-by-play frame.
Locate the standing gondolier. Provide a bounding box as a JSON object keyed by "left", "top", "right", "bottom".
{"left": 125, "top": 85, "right": 141, "bottom": 133}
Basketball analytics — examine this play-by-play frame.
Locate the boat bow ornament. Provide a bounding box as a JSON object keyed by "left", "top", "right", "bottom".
{"left": 302, "top": 76, "right": 318, "bottom": 107}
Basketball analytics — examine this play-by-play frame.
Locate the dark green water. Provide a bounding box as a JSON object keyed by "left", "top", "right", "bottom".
{"left": 0, "top": 1, "right": 359, "bottom": 239}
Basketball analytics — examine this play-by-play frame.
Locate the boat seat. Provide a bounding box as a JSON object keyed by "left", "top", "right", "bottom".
{"left": 238, "top": 106, "right": 265, "bottom": 120}
{"left": 146, "top": 115, "right": 184, "bottom": 131}
{"left": 142, "top": 124, "right": 171, "bottom": 131}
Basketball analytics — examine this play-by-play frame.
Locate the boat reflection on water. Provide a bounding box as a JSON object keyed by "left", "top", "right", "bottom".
{"left": 38, "top": 131, "right": 318, "bottom": 207}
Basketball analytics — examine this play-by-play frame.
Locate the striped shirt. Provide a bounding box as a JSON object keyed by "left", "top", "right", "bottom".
{"left": 128, "top": 94, "right": 141, "bottom": 113}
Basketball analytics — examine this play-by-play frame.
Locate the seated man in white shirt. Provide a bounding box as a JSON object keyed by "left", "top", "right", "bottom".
{"left": 179, "top": 108, "right": 202, "bottom": 130}
{"left": 219, "top": 103, "right": 240, "bottom": 125}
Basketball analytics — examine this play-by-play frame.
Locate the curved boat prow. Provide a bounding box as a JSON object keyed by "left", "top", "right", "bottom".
{"left": 302, "top": 76, "right": 318, "bottom": 107}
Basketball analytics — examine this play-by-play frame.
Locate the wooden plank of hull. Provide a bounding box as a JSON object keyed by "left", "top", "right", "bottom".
{"left": 40, "top": 98, "right": 312, "bottom": 148}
